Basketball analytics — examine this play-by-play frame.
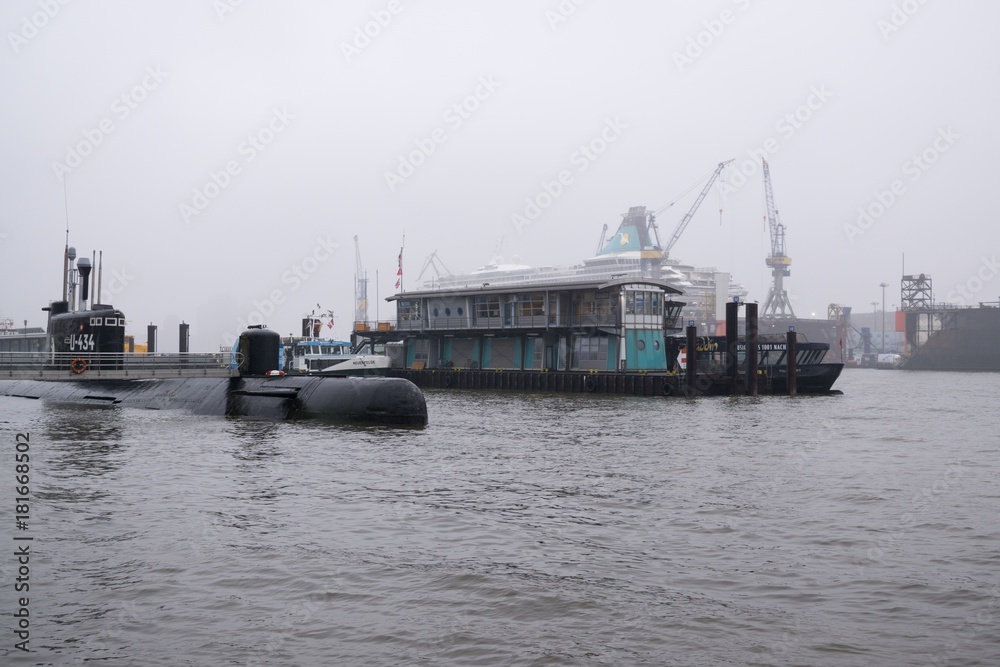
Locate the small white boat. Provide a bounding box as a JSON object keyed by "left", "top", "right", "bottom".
{"left": 280, "top": 337, "right": 390, "bottom": 376}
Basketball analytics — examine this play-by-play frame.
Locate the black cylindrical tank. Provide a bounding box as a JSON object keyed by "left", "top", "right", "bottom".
{"left": 239, "top": 326, "right": 280, "bottom": 376}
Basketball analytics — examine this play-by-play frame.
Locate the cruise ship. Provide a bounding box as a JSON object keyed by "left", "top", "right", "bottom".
{"left": 426, "top": 206, "right": 747, "bottom": 333}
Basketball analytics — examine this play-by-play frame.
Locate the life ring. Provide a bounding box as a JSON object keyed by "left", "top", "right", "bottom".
{"left": 70, "top": 358, "right": 87, "bottom": 374}
{"left": 584, "top": 376, "right": 597, "bottom": 393}
{"left": 662, "top": 380, "right": 674, "bottom": 396}
{"left": 444, "top": 373, "right": 454, "bottom": 388}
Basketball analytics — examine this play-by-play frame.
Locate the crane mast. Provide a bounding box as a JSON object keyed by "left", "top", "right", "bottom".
{"left": 354, "top": 235, "right": 369, "bottom": 327}
{"left": 663, "top": 159, "right": 734, "bottom": 256}
{"left": 761, "top": 158, "right": 795, "bottom": 318}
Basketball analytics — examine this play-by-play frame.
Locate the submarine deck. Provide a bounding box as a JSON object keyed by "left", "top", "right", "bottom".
{"left": 0, "top": 352, "right": 238, "bottom": 380}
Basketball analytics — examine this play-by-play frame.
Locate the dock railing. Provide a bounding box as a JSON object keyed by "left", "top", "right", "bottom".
{"left": 393, "top": 313, "right": 618, "bottom": 332}
{"left": 0, "top": 351, "right": 240, "bottom": 380}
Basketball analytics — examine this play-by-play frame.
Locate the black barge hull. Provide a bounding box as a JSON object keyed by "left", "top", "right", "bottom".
{"left": 391, "top": 364, "right": 842, "bottom": 397}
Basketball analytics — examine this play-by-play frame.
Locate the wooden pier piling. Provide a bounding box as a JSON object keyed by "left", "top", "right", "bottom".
{"left": 745, "top": 302, "right": 758, "bottom": 396}
{"left": 725, "top": 301, "right": 739, "bottom": 394}
{"left": 786, "top": 328, "right": 797, "bottom": 396}
{"left": 685, "top": 324, "right": 697, "bottom": 394}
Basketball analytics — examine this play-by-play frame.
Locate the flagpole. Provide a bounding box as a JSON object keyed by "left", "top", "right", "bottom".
{"left": 395, "top": 232, "right": 405, "bottom": 294}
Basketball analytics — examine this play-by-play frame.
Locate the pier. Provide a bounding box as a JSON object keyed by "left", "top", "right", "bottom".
{"left": 387, "top": 301, "right": 840, "bottom": 396}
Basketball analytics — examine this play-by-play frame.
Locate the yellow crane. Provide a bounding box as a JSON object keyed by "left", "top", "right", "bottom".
{"left": 761, "top": 158, "right": 795, "bottom": 318}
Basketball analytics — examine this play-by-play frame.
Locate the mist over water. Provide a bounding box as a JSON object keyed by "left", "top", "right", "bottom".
{"left": 1, "top": 370, "right": 998, "bottom": 665}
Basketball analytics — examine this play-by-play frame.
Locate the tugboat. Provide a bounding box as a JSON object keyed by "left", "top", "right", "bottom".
{"left": 279, "top": 318, "right": 390, "bottom": 376}
{"left": 0, "top": 244, "right": 427, "bottom": 426}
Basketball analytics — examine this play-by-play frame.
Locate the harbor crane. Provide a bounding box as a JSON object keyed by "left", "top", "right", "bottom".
{"left": 761, "top": 158, "right": 795, "bottom": 318}
{"left": 417, "top": 250, "right": 453, "bottom": 286}
{"left": 595, "top": 223, "right": 609, "bottom": 254}
{"left": 354, "top": 235, "right": 368, "bottom": 327}
{"left": 657, "top": 159, "right": 734, "bottom": 258}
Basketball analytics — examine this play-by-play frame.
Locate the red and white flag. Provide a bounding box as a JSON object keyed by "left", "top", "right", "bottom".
{"left": 394, "top": 249, "right": 402, "bottom": 289}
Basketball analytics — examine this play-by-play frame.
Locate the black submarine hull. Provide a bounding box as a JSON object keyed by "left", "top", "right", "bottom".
{"left": 0, "top": 375, "right": 428, "bottom": 426}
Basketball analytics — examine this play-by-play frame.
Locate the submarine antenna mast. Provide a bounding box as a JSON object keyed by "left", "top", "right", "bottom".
{"left": 62, "top": 178, "right": 70, "bottom": 302}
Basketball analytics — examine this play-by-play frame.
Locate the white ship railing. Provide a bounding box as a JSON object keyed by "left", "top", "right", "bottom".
{"left": 0, "top": 351, "right": 241, "bottom": 379}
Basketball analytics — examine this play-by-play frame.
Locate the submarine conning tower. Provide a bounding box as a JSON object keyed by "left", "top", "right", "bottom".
{"left": 238, "top": 325, "right": 280, "bottom": 376}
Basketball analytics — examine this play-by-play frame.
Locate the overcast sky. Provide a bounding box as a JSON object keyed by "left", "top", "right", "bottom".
{"left": 2, "top": 1, "right": 997, "bottom": 351}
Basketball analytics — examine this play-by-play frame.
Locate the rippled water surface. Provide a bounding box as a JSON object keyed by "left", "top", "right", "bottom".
{"left": 2, "top": 370, "right": 999, "bottom": 665}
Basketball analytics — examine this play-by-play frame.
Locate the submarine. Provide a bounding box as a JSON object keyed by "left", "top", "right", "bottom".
{"left": 0, "top": 245, "right": 427, "bottom": 426}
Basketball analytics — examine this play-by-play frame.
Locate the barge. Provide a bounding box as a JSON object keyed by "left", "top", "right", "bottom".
{"left": 353, "top": 277, "right": 842, "bottom": 396}
{"left": 898, "top": 273, "right": 1000, "bottom": 370}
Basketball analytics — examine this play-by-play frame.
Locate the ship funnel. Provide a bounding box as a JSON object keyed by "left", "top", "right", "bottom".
{"left": 77, "top": 257, "right": 92, "bottom": 304}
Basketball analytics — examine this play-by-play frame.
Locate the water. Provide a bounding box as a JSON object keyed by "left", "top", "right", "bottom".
{"left": 1, "top": 370, "right": 999, "bottom": 666}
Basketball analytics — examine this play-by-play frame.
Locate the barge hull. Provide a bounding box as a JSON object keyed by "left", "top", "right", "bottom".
{"left": 391, "top": 365, "right": 842, "bottom": 396}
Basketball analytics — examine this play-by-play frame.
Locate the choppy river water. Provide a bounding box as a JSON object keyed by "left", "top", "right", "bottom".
{"left": 1, "top": 369, "right": 998, "bottom": 665}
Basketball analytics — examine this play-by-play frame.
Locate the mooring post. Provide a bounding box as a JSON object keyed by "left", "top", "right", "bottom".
{"left": 745, "top": 302, "right": 758, "bottom": 396}
{"left": 685, "top": 322, "right": 697, "bottom": 393}
{"left": 786, "top": 327, "right": 797, "bottom": 396}
{"left": 725, "top": 300, "right": 739, "bottom": 394}
{"left": 179, "top": 322, "right": 190, "bottom": 354}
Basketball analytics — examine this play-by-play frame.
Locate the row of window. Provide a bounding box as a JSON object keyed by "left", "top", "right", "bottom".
{"left": 89, "top": 317, "right": 126, "bottom": 327}
{"left": 431, "top": 306, "right": 465, "bottom": 318}
{"left": 626, "top": 291, "right": 663, "bottom": 316}
{"left": 403, "top": 289, "right": 666, "bottom": 322}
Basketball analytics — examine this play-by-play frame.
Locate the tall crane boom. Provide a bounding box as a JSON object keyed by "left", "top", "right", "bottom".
{"left": 663, "top": 159, "right": 733, "bottom": 255}
{"left": 762, "top": 158, "right": 787, "bottom": 260}
{"left": 761, "top": 159, "right": 795, "bottom": 318}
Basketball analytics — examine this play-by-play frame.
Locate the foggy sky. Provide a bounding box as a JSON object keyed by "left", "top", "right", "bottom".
{"left": 2, "top": 0, "right": 998, "bottom": 352}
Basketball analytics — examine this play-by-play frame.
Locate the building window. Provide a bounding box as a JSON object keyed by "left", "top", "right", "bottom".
{"left": 516, "top": 293, "right": 544, "bottom": 318}
{"left": 577, "top": 291, "right": 612, "bottom": 317}
{"left": 399, "top": 300, "right": 421, "bottom": 321}
{"left": 637, "top": 339, "right": 646, "bottom": 351}
{"left": 626, "top": 290, "right": 663, "bottom": 316}
{"left": 474, "top": 296, "right": 500, "bottom": 319}
{"left": 573, "top": 336, "right": 609, "bottom": 362}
